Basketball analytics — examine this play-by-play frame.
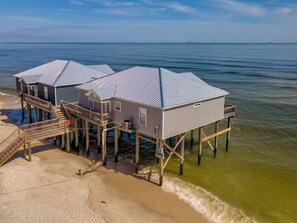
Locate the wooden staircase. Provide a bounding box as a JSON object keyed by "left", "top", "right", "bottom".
{"left": 0, "top": 106, "right": 70, "bottom": 167}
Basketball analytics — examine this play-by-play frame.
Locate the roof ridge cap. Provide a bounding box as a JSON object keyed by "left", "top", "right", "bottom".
{"left": 52, "top": 60, "right": 70, "bottom": 86}
{"left": 158, "top": 67, "right": 164, "bottom": 108}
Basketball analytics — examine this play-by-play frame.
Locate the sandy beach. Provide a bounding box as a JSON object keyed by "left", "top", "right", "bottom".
{"left": 0, "top": 93, "right": 209, "bottom": 223}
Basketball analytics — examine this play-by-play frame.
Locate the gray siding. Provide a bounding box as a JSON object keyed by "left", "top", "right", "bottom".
{"left": 16, "top": 78, "right": 21, "bottom": 93}
{"left": 163, "top": 97, "right": 225, "bottom": 139}
{"left": 78, "top": 89, "right": 89, "bottom": 109}
{"left": 113, "top": 99, "right": 163, "bottom": 139}
{"left": 56, "top": 85, "right": 79, "bottom": 105}
{"left": 38, "top": 83, "right": 55, "bottom": 105}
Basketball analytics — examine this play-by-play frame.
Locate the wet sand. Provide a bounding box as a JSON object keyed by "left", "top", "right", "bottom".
{"left": 0, "top": 93, "right": 209, "bottom": 223}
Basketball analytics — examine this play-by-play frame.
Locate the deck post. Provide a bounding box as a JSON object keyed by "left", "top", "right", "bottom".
{"left": 28, "top": 142, "right": 32, "bottom": 162}
{"left": 102, "top": 126, "right": 107, "bottom": 165}
{"left": 66, "top": 131, "right": 70, "bottom": 152}
{"left": 159, "top": 140, "right": 164, "bottom": 186}
{"left": 214, "top": 121, "right": 219, "bottom": 157}
{"left": 114, "top": 127, "right": 119, "bottom": 162}
{"left": 42, "top": 110, "right": 45, "bottom": 120}
{"left": 26, "top": 103, "right": 32, "bottom": 123}
{"left": 226, "top": 117, "right": 231, "bottom": 151}
{"left": 180, "top": 134, "right": 185, "bottom": 175}
{"left": 82, "top": 119, "right": 86, "bottom": 138}
{"left": 190, "top": 130, "right": 194, "bottom": 148}
{"left": 156, "top": 138, "right": 159, "bottom": 164}
{"left": 74, "top": 119, "right": 79, "bottom": 149}
{"left": 85, "top": 120, "right": 89, "bottom": 153}
{"left": 198, "top": 127, "right": 202, "bottom": 165}
{"left": 135, "top": 131, "right": 140, "bottom": 173}
{"left": 97, "top": 125, "right": 101, "bottom": 147}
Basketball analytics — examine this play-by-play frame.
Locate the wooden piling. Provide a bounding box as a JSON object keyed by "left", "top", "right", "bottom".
{"left": 97, "top": 125, "right": 101, "bottom": 147}
{"left": 85, "top": 120, "right": 89, "bottom": 152}
{"left": 114, "top": 127, "right": 119, "bottom": 162}
{"left": 33, "top": 106, "right": 37, "bottom": 122}
{"left": 102, "top": 126, "right": 107, "bottom": 165}
{"left": 26, "top": 103, "right": 32, "bottom": 123}
{"left": 61, "top": 134, "right": 65, "bottom": 149}
{"left": 28, "top": 142, "right": 32, "bottom": 162}
{"left": 214, "top": 121, "right": 219, "bottom": 157}
{"left": 21, "top": 96, "right": 25, "bottom": 121}
{"left": 66, "top": 131, "right": 70, "bottom": 152}
{"left": 180, "top": 134, "right": 185, "bottom": 175}
{"left": 159, "top": 140, "right": 164, "bottom": 186}
{"left": 135, "top": 131, "right": 140, "bottom": 173}
{"left": 226, "top": 117, "right": 231, "bottom": 151}
{"left": 23, "top": 142, "right": 27, "bottom": 158}
{"left": 74, "top": 119, "right": 79, "bottom": 149}
{"left": 190, "top": 129, "right": 194, "bottom": 148}
{"left": 198, "top": 127, "right": 202, "bottom": 165}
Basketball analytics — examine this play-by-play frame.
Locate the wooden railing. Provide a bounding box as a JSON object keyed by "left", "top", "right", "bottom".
{"left": 23, "top": 93, "right": 52, "bottom": 112}
{"left": 224, "top": 104, "right": 236, "bottom": 118}
{"left": 61, "top": 101, "right": 110, "bottom": 125}
{"left": 0, "top": 129, "right": 20, "bottom": 153}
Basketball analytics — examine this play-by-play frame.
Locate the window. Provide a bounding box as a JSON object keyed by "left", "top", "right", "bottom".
{"left": 34, "top": 85, "right": 38, "bottom": 97}
{"left": 104, "top": 101, "right": 111, "bottom": 113}
{"left": 139, "top": 107, "right": 147, "bottom": 126}
{"left": 44, "top": 86, "right": 48, "bottom": 100}
{"left": 115, "top": 101, "right": 121, "bottom": 112}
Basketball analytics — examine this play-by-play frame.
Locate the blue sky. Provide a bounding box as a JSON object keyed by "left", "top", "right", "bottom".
{"left": 0, "top": 0, "right": 296, "bottom": 42}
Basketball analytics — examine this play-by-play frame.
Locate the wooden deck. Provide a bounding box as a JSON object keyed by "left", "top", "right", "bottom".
{"left": 224, "top": 104, "right": 236, "bottom": 118}
{"left": 23, "top": 93, "right": 52, "bottom": 113}
{"left": 61, "top": 101, "right": 110, "bottom": 126}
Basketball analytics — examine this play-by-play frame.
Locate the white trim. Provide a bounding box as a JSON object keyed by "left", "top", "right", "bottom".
{"left": 139, "top": 107, "right": 147, "bottom": 126}
{"left": 114, "top": 101, "right": 121, "bottom": 112}
{"left": 54, "top": 87, "right": 57, "bottom": 105}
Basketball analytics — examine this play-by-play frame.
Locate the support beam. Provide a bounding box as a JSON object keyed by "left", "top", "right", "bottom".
{"left": 28, "top": 142, "right": 32, "bottom": 162}
{"left": 66, "top": 131, "right": 70, "bottom": 152}
{"left": 180, "top": 134, "right": 185, "bottom": 175}
{"left": 85, "top": 120, "right": 89, "bottom": 153}
{"left": 135, "top": 131, "right": 140, "bottom": 173}
{"left": 23, "top": 142, "right": 27, "bottom": 158}
{"left": 198, "top": 127, "right": 202, "bottom": 165}
{"left": 114, "top": 127, "right": 119, "bottom": 162}
{"left": 226, "top": 117, "right": 231, "bottom": 151}
{"left": 202, "top": 127, "right": 231, "bottom": 143}
{"left": 214, "top": 121, "right": 219, "bottom": 157}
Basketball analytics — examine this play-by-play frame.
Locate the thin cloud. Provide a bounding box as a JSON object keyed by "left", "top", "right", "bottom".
{"left": 94, "top": 8, "right": 137, "bottom": 16}
{"left": 215, "top": 0, "right": 265, "bottom": 17}
{"left": 70, "top": 0, "right": 86, "bottom": 6}
{"left": 274, "top": 7, "right": 294, "bottom": 15}
{"left": 166, "top": 2, "right": 195, "bottom": 13}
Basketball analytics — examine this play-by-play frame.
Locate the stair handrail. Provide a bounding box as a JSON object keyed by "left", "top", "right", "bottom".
{"left": 0, "top": 128, "right": 20, "bottom": 153}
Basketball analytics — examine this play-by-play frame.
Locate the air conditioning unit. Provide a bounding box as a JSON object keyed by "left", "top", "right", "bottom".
{"left": 122, "top": 120, "right": 131, "bottom": 130}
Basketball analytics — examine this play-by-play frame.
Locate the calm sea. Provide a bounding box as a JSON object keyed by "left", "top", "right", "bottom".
{"left": 0, "top": 43, "right": 296, "bottom": 223}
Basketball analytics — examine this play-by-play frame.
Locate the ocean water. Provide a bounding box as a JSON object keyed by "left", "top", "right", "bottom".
{"left": 0, "top": 43, "right": 296, "bottom": 223}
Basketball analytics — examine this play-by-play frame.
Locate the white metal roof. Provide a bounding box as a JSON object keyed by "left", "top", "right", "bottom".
{"left": 14, "top": 60, "right": 110, "bottom": 87}
{"left": 79, "top": 66, "right": 228, "bottom": 109}
{"left": 86, "top": 65, "right": 115, "bottom": 75}
{"left": 20, "top": 74, "right": 43, "bottom": 84}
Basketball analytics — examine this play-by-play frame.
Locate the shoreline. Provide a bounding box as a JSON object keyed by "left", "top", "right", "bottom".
{"left": 0, "top": 92, "right": 210, "bottom": 223}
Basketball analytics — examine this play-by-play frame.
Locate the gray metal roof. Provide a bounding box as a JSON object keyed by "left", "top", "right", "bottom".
{"left": 20, "top": 74, "right": 43, "bottom": 84}
{"left": 14, "top": 60, "right": 110, "bottom": 87}
{"left": 86, "top": 87, "right": 116, "bottom": 100}
{"left": 86, "top": 65, "right": 115, "bottom": 75}
{"left": 78, "top": 66, "right": 228, "bottom": 109}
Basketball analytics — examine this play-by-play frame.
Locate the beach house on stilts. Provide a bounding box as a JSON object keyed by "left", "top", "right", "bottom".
{"left": 62, "top": 66, "right": 236, "bottom": 185}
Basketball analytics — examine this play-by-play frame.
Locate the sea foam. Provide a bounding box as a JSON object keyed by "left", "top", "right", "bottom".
{"left": 161, "top": 176, "right": 257, "bottom": 223}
